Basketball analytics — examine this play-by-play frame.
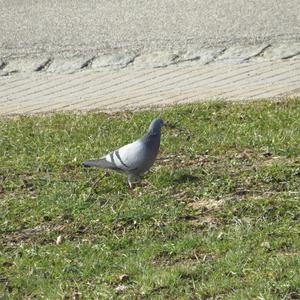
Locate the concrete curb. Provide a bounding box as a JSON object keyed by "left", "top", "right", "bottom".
{"left": 1, "top": 43, "right": 299, "bottom": 75}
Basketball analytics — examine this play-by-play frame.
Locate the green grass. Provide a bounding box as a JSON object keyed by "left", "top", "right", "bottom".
{"left": 1, "top": 99, "right": 300, "bottom": 299}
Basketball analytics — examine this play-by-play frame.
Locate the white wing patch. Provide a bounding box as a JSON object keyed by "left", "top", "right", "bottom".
{"left": 105, "top": 153, "right": 112, "bottom": 163}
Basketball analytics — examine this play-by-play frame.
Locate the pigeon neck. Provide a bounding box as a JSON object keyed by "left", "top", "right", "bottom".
{"left": 147, "top": 128, "right": 161, "bottom": 136}
{"left": 142, "top": 130, "right": 161, "bottom": 143}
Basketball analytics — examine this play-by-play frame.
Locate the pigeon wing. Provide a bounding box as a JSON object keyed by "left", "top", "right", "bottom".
{"left": 83, "top": 139, "right": 146, "bottom": 173}
{"left": 105, "top": 140, "right": 146, "bottom": 173}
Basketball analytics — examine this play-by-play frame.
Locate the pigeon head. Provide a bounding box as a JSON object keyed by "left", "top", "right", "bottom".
{"left": 147, "top": 118, "right": 164, "bottom": 135}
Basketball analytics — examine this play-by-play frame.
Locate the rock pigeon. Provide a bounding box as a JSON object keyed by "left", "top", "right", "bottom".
{"left": 83, "top": 118, "right": 164, "bottom": 187}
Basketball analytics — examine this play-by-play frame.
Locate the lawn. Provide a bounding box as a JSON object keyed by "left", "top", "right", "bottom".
{"left": 0, "top": 99, "right": 300, "bottom": 299}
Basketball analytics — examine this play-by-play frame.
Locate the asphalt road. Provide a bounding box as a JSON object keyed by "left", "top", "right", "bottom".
{"left": 0, "top": 0, "right": 299, "bottom": 58}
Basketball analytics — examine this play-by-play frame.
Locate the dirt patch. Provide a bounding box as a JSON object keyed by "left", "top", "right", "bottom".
{"left": 2, "top": 224, "right": 65, "bottom": 247}
{"left": 187, "top": 198, "right": 226, "bottom": 211}
{"left": 277, "top": 251, "right": 300, "bottom": 257}
{"left": 152, "top": 250, "right": 217, "bottom": 267}
{"left": 0, "top": 184, "right": 5, "bottom": 197}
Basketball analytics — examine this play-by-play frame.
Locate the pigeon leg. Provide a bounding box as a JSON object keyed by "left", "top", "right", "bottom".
{"left": 128, "top": 174, "right": 141, "bottom": 189}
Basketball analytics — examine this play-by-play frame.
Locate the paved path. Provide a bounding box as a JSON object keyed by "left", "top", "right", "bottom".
{"left": 0, "top": 1, "right": 299, "bottom": 115}
{"left": 1, "top": 43, "right": 299, "bottom": 115}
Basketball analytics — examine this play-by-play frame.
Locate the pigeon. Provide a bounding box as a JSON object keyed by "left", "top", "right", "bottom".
{"left": 83, "top": 118, "right": 164, "bottom": 188}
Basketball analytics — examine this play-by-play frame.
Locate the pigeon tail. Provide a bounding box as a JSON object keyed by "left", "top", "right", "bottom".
{"left": 83, "top": 158, "right": 115, "bottom": 169}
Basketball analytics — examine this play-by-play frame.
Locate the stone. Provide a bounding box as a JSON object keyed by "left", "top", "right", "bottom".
{"left": 0, "top": 59, "right": 7, "bottom": 69}
{"left": 261, "top": 43, "right": 300, "bottom": 60}
{"left": 47, "top": 57, "right": 92, "bottom": 73}
{"left": 92, "top": 52, "right": 137, "bottom": 69}
{"left": 115, "top": 285, "right": 127, "bottom": 294}
{"left": 133, "top": 51, "right": 178, "bottom": 68}
{"left": 0, "top": 59, "right": 8, "bottom": 75}
{"left": 177, "top": 47, "right": 225, "bottom": 65}
{"left": 261, "top": 241, "right": 271, "bottom": 250}
{"left": 216, "top": 44, "right": 270, "bottom": 63}
{"left": 0, "top": 58, "right": 50, "bottom": 75}
{"left": 56, "top": 235, "right": 64, "bottom": 245}
{"left": 119, "top": 274, "right": 130, "bottom": 282}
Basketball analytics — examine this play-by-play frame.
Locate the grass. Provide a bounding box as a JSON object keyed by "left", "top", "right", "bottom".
{"left": 0, "top": 99, "right": 300, "bottom": 299}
